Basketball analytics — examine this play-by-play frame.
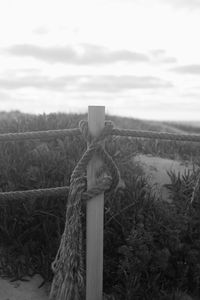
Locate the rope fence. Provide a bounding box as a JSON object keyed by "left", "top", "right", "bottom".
{"left": 0, "top": 118, "right": 199, "bottom": 202}
{"left": 1, "top": 124, "right": 200, "bottom": 143}
{"left": 1, "top": 126, "right": 199, "bottom": 202}
{"left": 0, "top": 106, "right": 200, "bottom": 300}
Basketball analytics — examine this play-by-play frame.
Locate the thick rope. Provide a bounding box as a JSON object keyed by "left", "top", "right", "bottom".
{"left": 110, "top": 128, "right": 200, "bottom": 143}
{"left": 0, "top": 186, "right": 69, "bottom": 203}
{"left": 49, "top": 121, "right": 120, "bottom": 300}
{"left": 50, "top": 178, "right": 86, "bottom": 300}
{"left": 0, "top": 128, "right": 81, "bottom": 142}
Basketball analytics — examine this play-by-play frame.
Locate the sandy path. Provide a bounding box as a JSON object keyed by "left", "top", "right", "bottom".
{"left": 0, "top": 275, "right": 50, "bottom": 300}
{"left": 133, "top": 154, "right": 195, "bottom": 202}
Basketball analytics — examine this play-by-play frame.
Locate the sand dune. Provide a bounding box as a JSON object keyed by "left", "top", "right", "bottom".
{"left": 0, "top": 274, "right": 50, "bottom": 300}
{"left": 133, "top": 154, "right": 196, "bottom": 202}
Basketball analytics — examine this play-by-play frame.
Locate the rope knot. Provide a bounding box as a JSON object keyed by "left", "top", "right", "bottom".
{"left": 79, "top": 120, "right": 114, "bottom": 144}
{"left": 72, "top": 120, "right": 120, "bottom": 195}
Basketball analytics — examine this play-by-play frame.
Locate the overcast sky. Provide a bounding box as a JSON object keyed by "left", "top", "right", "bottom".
{"left": 0, "top": 0, "right": 200, "bottom": 120}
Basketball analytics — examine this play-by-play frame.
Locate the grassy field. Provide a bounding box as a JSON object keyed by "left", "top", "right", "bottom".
{"left": 0, "top": 111, "right": 200, "bottom": 299}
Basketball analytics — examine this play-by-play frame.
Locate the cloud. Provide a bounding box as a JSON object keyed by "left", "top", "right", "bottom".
{"left": 0, "top": 91, "right": 12, "bottom": 101}
{"left": 150, "top": 49, "right": 177, "bottom": 64}
{"left": 108, "top": 0, "right": 200, "bottom": 9}
{"left": 171, "top": 64, "right": 200, "bottom": 74}
{"left": 0, "top": 74, "right": 173, "bottom": 93}
{"left": 167, "top": 0, "right": 200, "bottom": 9}
{"left": 141, "top": 0, "right": 200, "bottom": 9}
{"left": 0, "top": 75, "right": 78, "bottom": 90}
{"left": 118, "top": 0, "right": 200, "bottom": 10}
{"left": 33, "top": 26, "right": 49, "bottom": 35}
{"left": 162, "top": 57, "right": 177, "bottom": 64}
{"left": 150, "top": 49, "right": 166, "bottom": 56}
{"left": 79, "top": 75, "right": 173, "bottom": 92}
{"left": 5, "top": 43, "right": 150, "bottom": 65}
{"left": 181, "top": 91, "right": 200, "bottom": 98}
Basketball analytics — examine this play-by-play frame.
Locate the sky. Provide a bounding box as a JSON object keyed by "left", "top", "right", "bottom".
{"left": 0, "top": 0, "right": 200, "bottom": 121}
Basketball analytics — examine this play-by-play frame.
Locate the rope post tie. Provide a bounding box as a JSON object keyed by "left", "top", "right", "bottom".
{"left": 49, "top": 106, "right": 121, "bottom": 300}
{"left": 86, "top": 106, "right": 105, "bottom": 300}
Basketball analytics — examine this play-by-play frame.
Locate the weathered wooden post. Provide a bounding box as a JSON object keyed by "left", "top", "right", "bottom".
{"left": 86, "top": 106, "right": 105, "bottom": 300}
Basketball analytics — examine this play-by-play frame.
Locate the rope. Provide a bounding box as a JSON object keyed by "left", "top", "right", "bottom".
{"left": 71, "top": 145, "right": 120, "bottom": 192}
{"left": 0, "top": 120, "right": 200, "bottom": 143}
{"left": 50, "top": 178, "right": 86, "bottom": 300}
{"left": 110, "top": 128, "right": 200, "bottom": 143}
{"left": 49, "top": 121, "right": 120, "bottom": 300}
{"left": 0, "top": 186, "right": 69, "bottom": 203}
{"left": 0, "top": 128, "right": 81, "bottom": 142}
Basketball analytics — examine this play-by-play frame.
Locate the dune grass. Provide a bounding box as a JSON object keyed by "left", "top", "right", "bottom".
{"left": 0, "top": 111, "right": 200, "bottom": 299}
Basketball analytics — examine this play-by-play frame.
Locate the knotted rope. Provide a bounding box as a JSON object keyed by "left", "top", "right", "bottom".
{"left": 49, "top": 120, "right": 120, "bottom": 300}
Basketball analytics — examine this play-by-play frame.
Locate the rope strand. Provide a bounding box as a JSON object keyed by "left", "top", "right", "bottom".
{"left": 110, "top": 128, "right": 200, "bottom": 143}
{"left": 0, "top": 128, "right": 81, "bottom": 142}
{"left": 0, "top": 186, "right": 69, "bottom": 202}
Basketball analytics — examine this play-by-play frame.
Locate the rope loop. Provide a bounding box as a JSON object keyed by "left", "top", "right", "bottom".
{"left": 70, "top": 142, "right": 120, "bottom": 198}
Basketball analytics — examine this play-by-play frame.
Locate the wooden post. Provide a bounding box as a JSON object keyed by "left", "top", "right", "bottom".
{"left": 86, "top": 106, "right": 105, "bottom": 300}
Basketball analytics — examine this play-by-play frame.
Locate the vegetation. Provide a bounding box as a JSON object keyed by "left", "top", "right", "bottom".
{"left": 0, "top": 111, "right": 200, "bottom": 299}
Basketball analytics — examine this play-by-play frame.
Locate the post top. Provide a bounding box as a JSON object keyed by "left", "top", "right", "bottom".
{"left": 88, "top": 105, "right": 105, "bottom": 107}
{"left": 88, "top": 106, "right": 105, "bottom": 137}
